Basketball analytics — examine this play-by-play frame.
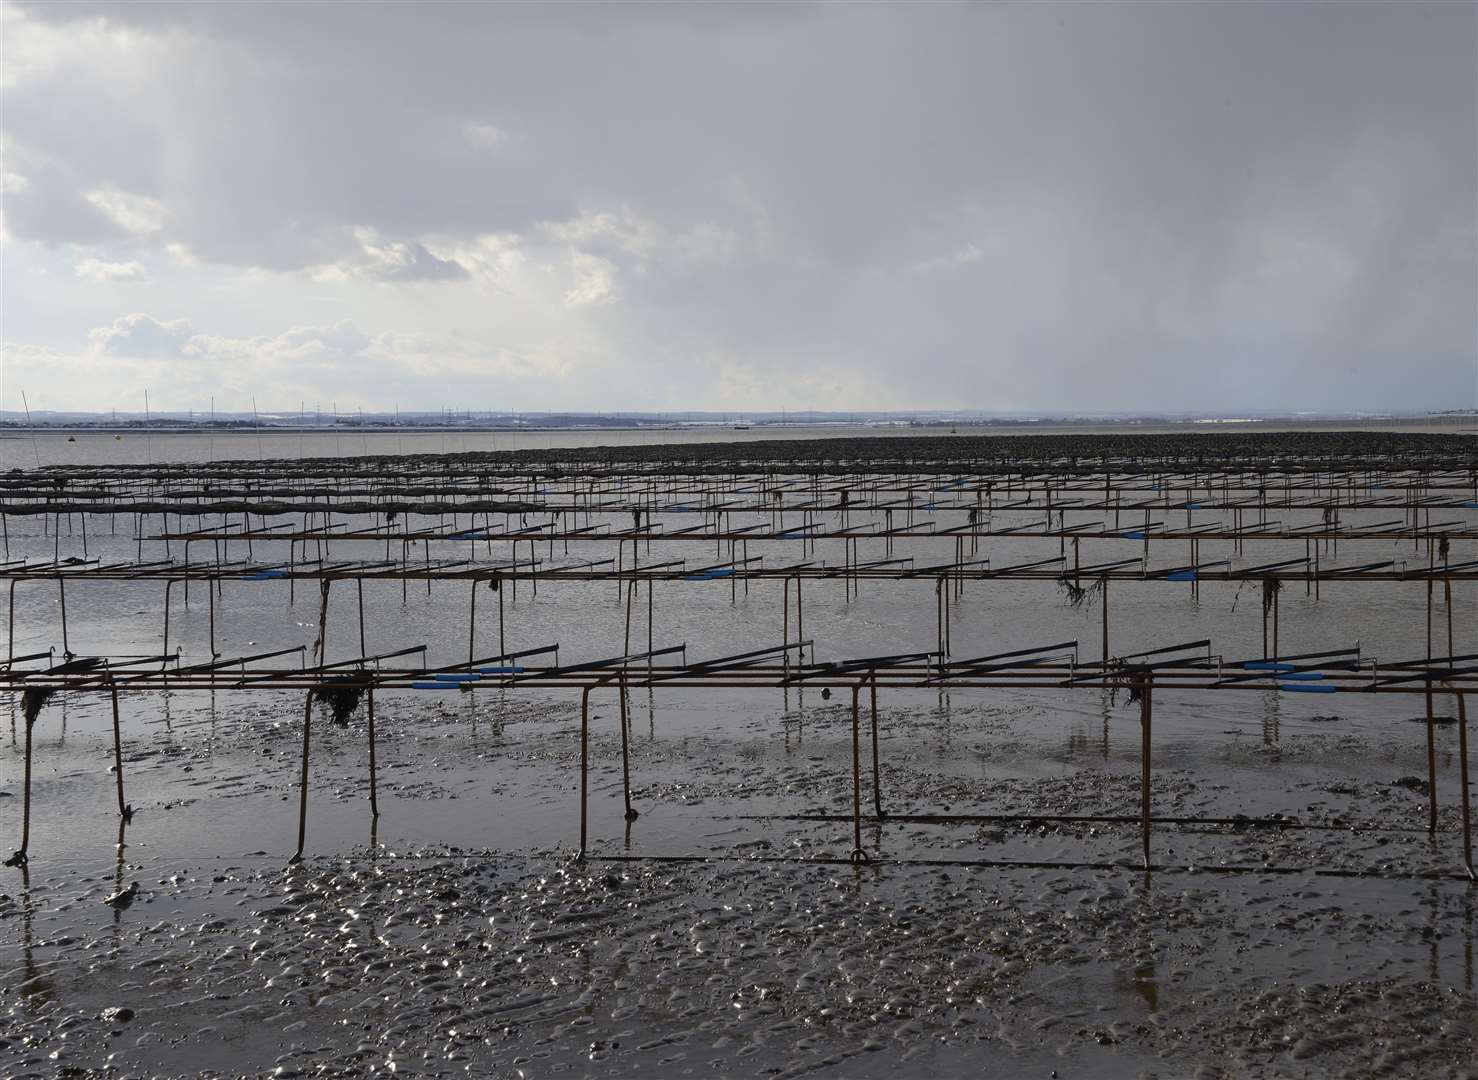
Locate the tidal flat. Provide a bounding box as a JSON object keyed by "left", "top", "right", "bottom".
{"left": 3, "top": 431, "right": 1476, "bottom": 1077}
{"left": 3, "top": 686, "right": 1475, "bottom": 1079}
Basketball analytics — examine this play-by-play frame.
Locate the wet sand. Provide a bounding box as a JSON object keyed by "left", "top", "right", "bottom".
{"left": 2, "top": 430, "right": 1476, "bottom": 1077}
{"left": 3, "top": 687, "right": 1475, "bottom": 1079}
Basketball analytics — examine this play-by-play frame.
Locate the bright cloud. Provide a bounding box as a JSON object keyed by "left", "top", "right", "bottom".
{"left": 87, "top": 312, "right": 194, "bottom": 356}
{"left": 2, "top": 314, "right": 580, "bottom": 412}
{"left": 75, "top": 256, "right": 147, "bottom": 281}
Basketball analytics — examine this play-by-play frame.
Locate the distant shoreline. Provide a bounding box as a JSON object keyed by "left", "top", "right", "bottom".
{"left": 2, "top": 415, "right": 1475, "bottom": 438}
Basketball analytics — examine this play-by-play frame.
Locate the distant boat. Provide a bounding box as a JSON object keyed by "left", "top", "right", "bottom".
{"left": 67, "top": 435, "right": 76, "bottom": 442}
{"left": 733, "top": 424, "right": 750, "bottom": 430}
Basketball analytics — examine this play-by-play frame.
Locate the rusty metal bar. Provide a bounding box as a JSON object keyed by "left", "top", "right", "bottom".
{"left": 110, "top": 676, "right": 129, "bottom": 817}
{"left": 870, "top": 673, "right": 883, "bottom": 820}
{"left": 1141, "top": 676, "right": 1153, "bottom": 870}
{"left": 367, "top": 687, "right": 379, "bottom": 819}
{"left": 620, "top": 672, "right": 637, "bottom": 822}
{"left": 291, "top": 689, "right": 313, "bottom": 863}
{"left": 1457, "top": 689, "right": 1472, "bottom": 880}
{"left": 850, "top": 682, "right": 866, "bottom": 862}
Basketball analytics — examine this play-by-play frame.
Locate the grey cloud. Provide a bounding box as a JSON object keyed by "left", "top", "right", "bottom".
{"left": 12, "top": 4, "right": 1472, "bottom": 267}
{"left": 3, "top": 160, "right": 126, "bottom": 245}
{"left": 3, "top": 1, "right": 1474, "bottom": 412}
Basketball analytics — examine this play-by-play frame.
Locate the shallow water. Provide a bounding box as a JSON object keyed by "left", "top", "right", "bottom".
{"left": 2, "top": 459, "right": 1476, "bottom": 1078}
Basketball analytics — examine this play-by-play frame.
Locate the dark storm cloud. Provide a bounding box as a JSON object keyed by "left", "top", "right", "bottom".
{"left": 4, "top": 1, "right": 1474, "bottom": 411}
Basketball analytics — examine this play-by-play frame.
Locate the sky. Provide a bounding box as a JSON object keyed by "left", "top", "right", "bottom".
{"left": 1, "top": 1, "right": 1474, "bottom": 416}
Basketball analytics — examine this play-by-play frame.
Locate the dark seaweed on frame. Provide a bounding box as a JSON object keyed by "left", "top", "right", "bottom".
{"left": 22, "top": 687, "right": 57, "bottom": 725}
{"left": 312, "top": 677, "right": 367, "bottom": 725}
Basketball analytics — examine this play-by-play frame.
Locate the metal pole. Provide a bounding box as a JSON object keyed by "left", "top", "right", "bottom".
{"left": 468, "top": 578, "right": 476, "bottom": 667}
{"left": 870, "top": 674, "right": 883, "bottom": 819}
{"left": 850, "top": 683, "right": 865, "bottom": 861}
{"left": 367, "top": 688, "right": 379, "bottom": 819}
{"left": 110, "top": 677, "right": 129, "bottom": 817}
{"left": 1262, "top": 585, "right": 1268, "bottom": 659}
{"left": 620, "top": 673, "right": 637, "bottom": 821}
{"left": 291, "top": 689, "right": 313, "bottom": 863}
{"left": 1101, "top": 577, "right": 1109, "bottom": 669}
{"left": 936, "top": 578, "right": 944, "bottom": 666}
{"left": 624, "top": 579, "right": 634, "bottom": 655}
{"left": 944, "top": 575, "right": 951, "bottom": 656}
{"left": 1427, "top": 582, "right": 1435, "bottom": 830}
{"left": 59, "top": 578, "right": 69, "bottom": 658}
{"left": 797, "top": 577, "right": 804, "bottom": 663}
{"left": 1454, "top": 688, "right": 1478, "bottom": 880}
{"left": 1426, "top": 579, "right": 1439, "bottom": 839}
{"left": 579, "top": 683, "right": 591, "bottom": 859}
{"left": 1446, "top": 578, "right": 1455, "bottom": 660}
{"left": 1140, "top": 677, "right": 1152, "bottom": 871}
{"left": 1272, "top": 584, "right": 1279, "bottom": 663}
{"left": 315, "top": 579, "right": 331, "bottom": 668}
{"left": 161, "top": 579, "right": 172, "bottom": 668}
{"left": 6, "top": 709, "right": 33, "bottom": 865}
{"left": 1454, "top": 690, "right": 1472, "bottom": 880}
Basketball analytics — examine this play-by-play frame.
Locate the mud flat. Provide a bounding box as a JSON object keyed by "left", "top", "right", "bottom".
{"left": 8, "top": 427, "right": 1477, "bottom": 478}
{"left": 3, "top": 690, "right": 1475, "bottom": 1079}
{"left": 473, "top": 429, "right": 1478, "bottom": 471}
{"left": 5, "top": 421, "right": 1474, "bottom": 470}
{"left": 2, "top": 428, "right": 1475, "bottom": 1078}
{"left": 4, "top": 852, "right": 1475, "bottom": 1080}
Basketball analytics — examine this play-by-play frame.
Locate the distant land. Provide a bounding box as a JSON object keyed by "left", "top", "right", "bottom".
{"left": 2, "top": 408, "right": 1474, "bottom": 433}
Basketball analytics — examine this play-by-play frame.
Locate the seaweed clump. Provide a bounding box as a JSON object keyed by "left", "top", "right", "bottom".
{"left": 1261, "top": 577, "right": 1282, "bottom": 617}
{"left": 312, "top": 677, "right": 366, "bottom": 725}
{"left": 1057, "top": 575, "right": 1104, "bottom": 609}
{"left": 22, "top": 687, "right": 56, "bottom": 725}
